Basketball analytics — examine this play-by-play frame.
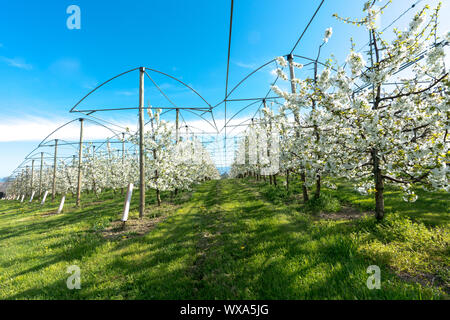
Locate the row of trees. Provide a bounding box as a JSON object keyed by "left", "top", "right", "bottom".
{"left": 7, "top": 108, "right": 220, "bottom": 207}
{"left": 231, "top": 1, "right": 449, "bottom": 220}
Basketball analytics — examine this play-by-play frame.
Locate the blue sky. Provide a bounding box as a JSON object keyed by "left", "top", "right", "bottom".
{"left": 0, "top": 0, "right": 449, "bottom": 177}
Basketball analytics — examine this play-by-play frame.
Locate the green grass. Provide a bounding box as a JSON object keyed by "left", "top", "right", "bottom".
{"left": 324, "top": 181, "right": 449, "bottom": 227}
{"left": 0, "top": 178, "right": 448, "bottom": 299}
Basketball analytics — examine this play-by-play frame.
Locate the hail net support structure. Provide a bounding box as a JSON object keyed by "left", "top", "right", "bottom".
{"left": 69, "top": 66, "right": 218, "bottom": 218}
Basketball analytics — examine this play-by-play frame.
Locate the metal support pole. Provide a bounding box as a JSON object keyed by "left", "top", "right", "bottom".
{"left": 175, "top": 108, "right": 179, "bottom": 142}
{"left": 138, "top": 67, "right": 145, "bottom": 218}
{"left": 76, "top": 118, "right": 84, "bottom": 207}
{"left": 287, "top": 54, "right": 308, "bottom": 202}
{"left": 39, "top": 152, "right": 43, "bottom": 197}
{"left": 287, "top": 54, "right": 300, "bottom": 128}
{"left": 30, "top": 160, "right": 35, "bottom": 196}
{"left": 25, "top": 166, "right": 29, "bottom": 197}
{"left": 52, "top": 139, "right": 58, "bottom": 201}
{"left": 21, "top": 169, "right": 25, "bottom": 198}
{"left": 122, "top": 132, "right": 125, "bottom": 165}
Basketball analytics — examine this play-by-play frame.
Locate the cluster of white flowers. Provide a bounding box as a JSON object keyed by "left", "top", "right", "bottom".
{"left": 231, "top": 4, "right": 448, "bottom": 217}
{"left": 275, "top": 56, "right": 287, "bottom": 67}
{"left": 8, "top": 109, "right": 220, "bottom": 203}
{"left": 323, "top": 27, "right": 332, "bottom": 43}
{"left": 346, "top": 51, "right": 366, "bottom": 77}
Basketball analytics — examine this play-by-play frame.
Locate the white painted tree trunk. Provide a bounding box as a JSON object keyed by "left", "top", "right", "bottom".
{"left": 20, "top": 195, "right": 25, "bottom": 203}
{"left": 41, "top": 190, "right": 48, "bottom": 205}
{"left": 57, "top": 195, "right": 66, "bottom": 214}
{"left": 121, "top": 183, "right": 133, "bottom": 222}
{"left": 29, "top": 191, "right": 35, "bottom": 203}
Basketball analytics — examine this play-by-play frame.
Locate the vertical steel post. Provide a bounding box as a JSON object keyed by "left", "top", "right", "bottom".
{"left": 39, "top": 152, "right": 43, "bottom": 197}
{"left": 25, "top": 166, "right": 29, "bottom": 197}
{"left": 138, "top": 67, "right": 145, "bottom": 218}
{"left": 287, "top": 54, "right": 300, "bottom": 129}
{"left": 52, "top": 139, "right": 58, "bottom": 201}
{"left": 287, "top": 54, "right": 309, "bottom": 202}
{"left": 176, "top": 108, "right": 179, "bottom": 142}
{"left": 30, "top": 160, "right": 35, "bottom": 196}
{"left": 76, "top": 118, "right": 84, "bottom": 207}
{"left": 122, "top": 133, "right": 125, "bottom": 165}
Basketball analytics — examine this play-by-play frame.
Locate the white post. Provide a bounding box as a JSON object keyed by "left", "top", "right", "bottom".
{"left": 29, "top": 191, "right": 35, "bottom": 203}
{"left": 41, "top": 190, "right": 48, "bottom": 205}
{"left": 121, "top": 183, "right": 134, "bottom": 222}
{"left": 20, "top": 194, "right": 25, "bottom": 203}
{"left": 57, "top": 195, "right": 66, "bottom": 214}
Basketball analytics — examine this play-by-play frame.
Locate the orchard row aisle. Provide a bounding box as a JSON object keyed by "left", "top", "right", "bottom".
{"left": 0, "top": 179, "right": 446, "bottom": 299}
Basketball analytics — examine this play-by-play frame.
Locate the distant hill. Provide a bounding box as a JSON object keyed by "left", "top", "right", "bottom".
{"left": 0, "top": 178, "right": 12, "bottom": 192}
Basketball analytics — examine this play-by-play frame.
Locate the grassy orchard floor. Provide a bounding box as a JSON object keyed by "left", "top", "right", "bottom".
{"left": 0, "top": 178, "right": 448, "bottom": 299}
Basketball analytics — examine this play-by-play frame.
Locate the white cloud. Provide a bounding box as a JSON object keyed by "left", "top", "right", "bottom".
{"left": 115, "top": 90, "right": 137, "bottom": 96}
{"left": 234, "top": 61, "right": 256, "bottom": 69}
{"left": 82, "top": 80, "right": 99, "bottom": 90}
{"left": 0, "top": 114, "right": 269, "bottom": 167}
{"left": 0, "top": 113, "right": 253, "bottom": 140}
{"left": 49, "top": 58, "right": 80, "bottom": 75}
{"left": 0, "top": 116, "right": 136, "bottom": 142}
{"left": 1, "top": 56, "right": 32, "bottom": 70}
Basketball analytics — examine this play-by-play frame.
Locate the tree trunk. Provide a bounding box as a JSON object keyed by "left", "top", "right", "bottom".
{"left": 372, "top": 149, "right": 384, "bottom": 220}
{"left": 314, "top": 175, "right": 321, "bottom": 198}
{"left": 156, "top": 189, "right": 161, "bottom": 206}
{"left": 301, "top": 171, "right": 309, "bottom": 202}
{"left": 286, "top": 170, "right": 289, "bottom": 191}
{"left": 272, "top": 174, "right": 277, "bottom": 186}
{"left": 269, "top": 175, "right": 273, "bottom": 185}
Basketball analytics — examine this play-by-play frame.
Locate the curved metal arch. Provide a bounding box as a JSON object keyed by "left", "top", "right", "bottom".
{"left": 39, "top": 139, "right": 80, "bottom": 154}
{"left": 227, "top": 117, "right": 254, "bottom": 136}
{"left": 144, "top": 67, "right": 211, "bottom": 108}
{"left": 144, "top": 70, "right": 178, "bottom": 109}
{"left": 78, "top": 112, "right": 130, "bottom": 132}
{"left": 92, "top": 136, "right": 127, "bottom": 154}
{"left": 70, "top": 67, "right": 140, "bottom": 112}
{"left": 219, "top": 99, "right": 262, "bottom": 134}
{"left": 80, "top": 119, "right": 131, "bottom": 152}
{"left": 138, "top": 106, "right": 218, "bottom": 135}
{"left": 37, "top": 118, "right": 121, "bottom": 151}
{"left": 292, "top": 55, "right": 338, "bottom": 73}
{"left": 218, "top": 58, "right": 277, "bottom": 106}
{"left": 217, "top": 54, "right": 339, "bottom": 113}
{"left": 25, "top": 151, "right": 55, "bottom": 160}
{"left": 83, "top": 117, "right": 124, "bottom": 137}
{"left": 38, "top": 118, "right": 81, "bottom": 148}
{"left": 143, "top": 70, "right": 218, "bottom": 133}
{"left": 182, "top": 109, "right": 219, "bottom": 133}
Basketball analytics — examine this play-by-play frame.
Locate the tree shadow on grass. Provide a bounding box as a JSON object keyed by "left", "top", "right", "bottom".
{"left": 2, "top": 179, "right": 443, "bottom": 300}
